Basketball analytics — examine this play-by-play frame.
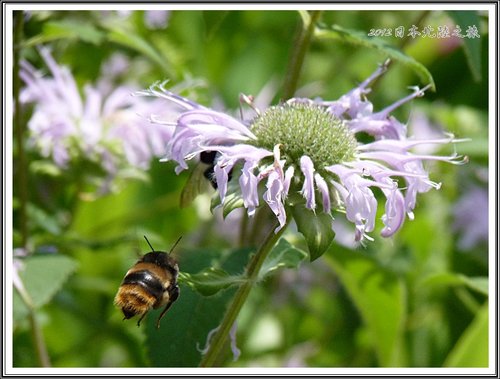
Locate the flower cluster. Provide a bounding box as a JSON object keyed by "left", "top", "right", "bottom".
{"left": 141, "top": 62, "right": 465, "bottom": 242}
{"left": 20, "top": 47, "right": 174, "bottom": 192}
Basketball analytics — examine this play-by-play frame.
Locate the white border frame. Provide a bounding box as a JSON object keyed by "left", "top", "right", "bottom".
{"left": 3, "top": 2, "right": 497, "bottom": 376}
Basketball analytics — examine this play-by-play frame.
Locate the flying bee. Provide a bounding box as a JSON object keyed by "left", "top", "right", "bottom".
{"left": 114, "top": 236, "right": 181, "bottom": 328}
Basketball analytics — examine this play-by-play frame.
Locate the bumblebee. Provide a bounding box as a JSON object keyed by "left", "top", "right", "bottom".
{"left": 199, "top": 150, "right": 233, "bottom": 189}
{"left": 180, "top": 150, "right": 234, "bottom": 208}
{"left": 114, "top": 236, "right": 181, "bottom": 328}
{"left": 179, "top": 93, "right": 257, "bottom": 208}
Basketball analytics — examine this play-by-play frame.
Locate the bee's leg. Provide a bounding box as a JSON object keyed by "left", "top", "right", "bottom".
{"left": 137, "top": 312, "right": 147, "bottom": 327}
{"left": 156, "top": 286, "right": 180, "bottom": 329}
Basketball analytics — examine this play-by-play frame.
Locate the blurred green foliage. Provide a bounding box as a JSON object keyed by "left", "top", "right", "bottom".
{"left": 12, "top": 9, "right": 488, "bottom": 369}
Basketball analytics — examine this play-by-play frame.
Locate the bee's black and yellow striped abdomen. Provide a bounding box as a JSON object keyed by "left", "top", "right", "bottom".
{"left": 114, "top": 249, "right": 180, "bottom": 328}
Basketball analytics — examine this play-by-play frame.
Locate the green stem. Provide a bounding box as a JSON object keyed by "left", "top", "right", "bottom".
{"left": 247, "top": 205, "right": 272, "bottom": 244}
{"left": 14, "top": 278, "right": 51, "bottom": 367}
{"left": 13, "top": 11, "right": 51, "bottom": 367}
{"left": 199, "top": 218, "right": 289, "bottom": 367}
{"left": 13, "top": 11, "right": 28, "bottom": 248}
{"left": 237, "top": 212, "right": 249, "bottom": 248}
{"left": 282, "top": 10, "right": 323, "bottom": 100}
{"left": 28, "top": 312, "right": 51, "bottom": 367}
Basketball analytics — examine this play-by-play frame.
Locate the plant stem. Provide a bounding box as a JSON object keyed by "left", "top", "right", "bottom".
{"left": 282, "top": 10, "right": 323, "bottom": 100}
{"left": 13, "top": 11, "right": 29, "bottom": 248}
{"left": 14, "top": 275, "right": 52, "bottom": 367}
{"left": 237, "top": 211, "right": 249, "bottom": 248}
{"left": 13, "top": 11, "right": 52, "bottom": 367}
{"left": 28, "top": 312, "right": 51, "bottom": 367}
{"left": 199, "top": 219, "right": 289, "bottom": 367}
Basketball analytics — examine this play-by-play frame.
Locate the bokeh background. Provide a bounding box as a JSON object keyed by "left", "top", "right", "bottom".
{"left": 12, "top": 9, "right": 489, "bottom": 368}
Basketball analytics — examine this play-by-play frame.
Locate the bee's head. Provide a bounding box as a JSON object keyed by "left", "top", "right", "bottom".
{"left": 141, "top": 251, "right": 171, "bottom": 264}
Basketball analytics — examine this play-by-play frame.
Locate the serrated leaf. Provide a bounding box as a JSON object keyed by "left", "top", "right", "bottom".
{"left": 179, "top": 268, "right": 244, "bottom": 296}
{"left": 17, "top": 255, "right": 78, "bottom": 309}
{"left": 446, "top": 11, "right": 482, "bottom": 82}
{"left": 444, "top": 301, "right": 488, "bottom": 367}
{"left": 292, "top": 205, "right": 335, "bottom": 261}
{"left": 315, "top": 23, "right": 435, "bottom": 90}
{"left": 258, "top": 238, "right": 308, "bottom": 280}
{"left": 178, "top": 246, "right": 253, "bottom": 296}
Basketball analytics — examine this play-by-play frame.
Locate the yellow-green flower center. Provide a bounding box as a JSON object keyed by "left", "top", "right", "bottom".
{"left": 250, "top": 102, "right": 357, "bottom": 169}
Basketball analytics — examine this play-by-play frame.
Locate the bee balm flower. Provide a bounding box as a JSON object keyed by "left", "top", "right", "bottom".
{"left": 20, "top": 47, "right": 174, "bottom": 182}
{"left": 141, "top": 62, "right": 465, "bottom": 243}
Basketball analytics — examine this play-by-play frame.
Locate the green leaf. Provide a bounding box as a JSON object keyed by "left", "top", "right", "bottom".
{"left": 258, "top": 238, "right": 308, "bottom": 280}
{"left": 17, "top": 254, "right": 78, "bottom": 309}
{"left": 202, "top": 11, "right": 229, "bottom": 39}
{"left": 325, "top": 247, "right": 407, "bottom": 366}
{"left": 144, "top": 246, "right": 251, "bottom": 366}
{"left": 314, "top": 23, "right": 435, "bottom": 90}
{"left": 446, "top": 11, "right": 482, "bottom": 81}
{"left": 179, "top": 245, "right": 255, "bottom": 296}
{"left": 179, "top": 268, "right": 244, "bottom": 296}
{"left": 210, "top": 179, "right": 245, "bottom": 218}
{"left": 104, "top": 24, "right": 174, "bottom": 77}
{"left": 444, "top": 302, "right": 488, "bottom": 367}
{"left": 29, "top": 160, "right": 62, "bottom": 177}
{"left": 145, "top": 285, "right": 237, "bottom": 366}
{"left": 463, "top": 277, "right": 489, "bottom": 296}
{"left": 13, "top": 289, "right": 29, "bottom": 322}
{"left": 421, "top": 273, "right": 488, "bottom": 296}
{"left": 180, "top": 163, "right": 213, "bottom": 208}
{"left": 292, "top": 205, "right": 335, "bottom": 261}
{"left": 27, "top": 204, "right": 63, "bottom": 235}
{"left": 24, "top": 20, "right": 104, "bottom": 46}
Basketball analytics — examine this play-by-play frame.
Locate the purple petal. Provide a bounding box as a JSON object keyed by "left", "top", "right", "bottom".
{"left": 348, "top": 116, "right": 406, "bottom": 140}
{"left": 300, "top": 155, "right": 316, "bottom": 210}
{"left": 329, "top": 165, "right": 378, "bottom": 242}
{"left": 177, "top": 110, "right": 256, "bottom": 139}
{"left": 214, "top": 160, "right": 234, "bottom": 203}
{"left": 263, "top": 168, "right": 288, "bottom": 232}
{"left": 239, "top": 161, "right": 261, "bottom": 216}
{"left": 213, "top": 144, "right": 272, "bottom": 203}
{"left": 380, "top": 187, "right": 406, "bottom": 237}
{"left": 136, "top": 84, "right": 205, "bottom": 111}
{"left": 314, "top": 173, "right": 331, "bottom": 212}
{"left": 283, "top": 166, "right": 295, "bottom": 196}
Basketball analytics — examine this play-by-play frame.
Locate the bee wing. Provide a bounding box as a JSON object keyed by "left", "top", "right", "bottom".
{"left": 180, "top": 162, "right": 213, "bottom": 208}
